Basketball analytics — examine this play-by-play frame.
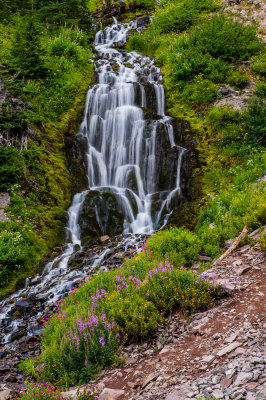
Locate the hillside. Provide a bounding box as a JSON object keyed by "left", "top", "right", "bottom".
{"left": 0, "top": 0, "right": 265, "bottom": 400}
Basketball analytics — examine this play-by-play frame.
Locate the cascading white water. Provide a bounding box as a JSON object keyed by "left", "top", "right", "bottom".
{"left": 79, "top": 18, "right": 186, "bottom": 235}
{"left": 0, "top": 17, "right": 187, "bottom": 345}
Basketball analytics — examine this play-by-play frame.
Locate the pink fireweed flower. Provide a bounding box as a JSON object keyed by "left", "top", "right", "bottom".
{"left": 88, "top": 314, "right": 98, "bottom": 328}
{"left": 211, "top": 273, "right": 217, "bottom": 281}
{"left": 100, "top": 313, "right": 107, "bottom": 322}
{"left": 99, "top": 336, "right": 105, "bottom": 347}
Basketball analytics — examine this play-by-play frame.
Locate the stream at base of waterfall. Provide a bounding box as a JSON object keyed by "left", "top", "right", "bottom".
{"left": 0, "top": 17, "right": 187, "bottom": 374}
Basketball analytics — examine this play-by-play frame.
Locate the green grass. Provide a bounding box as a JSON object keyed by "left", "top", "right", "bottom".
{"left": 0, "top": 11, "right": 94, "bottom": 295}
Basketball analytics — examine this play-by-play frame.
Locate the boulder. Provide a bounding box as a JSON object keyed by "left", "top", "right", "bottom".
{"left": 78, "top": 190, "right": 124, "bottom": 238}
{"left": 98, "top": 388, "right": 125, "bottom": 400}
{"left": 0, "top": 390, "right": 15, "bottom": 400}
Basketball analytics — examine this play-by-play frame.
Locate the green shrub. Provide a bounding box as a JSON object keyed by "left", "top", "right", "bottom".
{"left": 129, "top": 0, "right": 155, "bottom": 11}
{"left": 245, "top": 97, "right": 266, "bottom": 146}
{"left": 0, "top": 221, "right": 37, "bottom": 287}
{"left": 152, "top": 0, "right": 218, "bottom": 34}
{"left": 172, "top": 49, "right": 228, "bottom": 83}
{"left": 196, "top": 177, "right": 266, "bottom": 256}
{"left": 255, "top": 81, "right": 266, "bottom": 99}
{"left": 251, "top": 52, "right": 266, "bottom": 78}
{"left": 227, "top": 68, "right": 250, "bottom": 88}
{"left": 49, "top": 36, "right": 79, "bottom": 59}
{"left": 180, "top": 77, "right": 221, "bottom": 105}
{"left": 189, "top": 16, "right": 261, "bottom": 62}
{"left": 0, "top": 147, "right": 24, "bottom": 191}
{"left": 141, "top": 227, "right": 201, "bottom": 266}
{"left": 104, "top": 290, "right": 163, "bottom": 337}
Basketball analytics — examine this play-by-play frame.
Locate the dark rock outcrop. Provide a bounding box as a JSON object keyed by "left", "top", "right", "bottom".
{"left": 78, "top": 190, "right": 125, "bottom": 238}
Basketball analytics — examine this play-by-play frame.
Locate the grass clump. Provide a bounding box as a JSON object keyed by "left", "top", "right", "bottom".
{"left": 196, "top": 176, "right": 266, "bottom": 257}
{"left": 140, "top": 227, "right": 201, "bottom": 266}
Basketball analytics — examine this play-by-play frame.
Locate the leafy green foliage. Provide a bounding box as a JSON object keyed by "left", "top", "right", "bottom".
{"left": 10, "top": 16, "right": 47, "bottom": 78}
{"left": 245, "top": 98, "right": 266, "bottom": 146}
{"left": 0, "top": 2, "right": 94, "bottom": 296}
{"left": 142, "top": 227, "right": 201, "bottom": 266}
{"left": 0, "top": 220, "right": 38, "bottom": 287}
{"left": 152, "top": 0, "right": 218, "bottom": 34}
{"left": 188, "top": 16, "right": 261, "bottom": 62}
{"left": 251, "top": 52, "right": 266, "bottom": 78}
{"left": 196, "top": 177, "right": 266, "bottom": 256}
{"left": 0, "top": 147, "right": 24, "bottom": 191}
{"left": 129, "top": 7, "right": 261, "bottom": 107}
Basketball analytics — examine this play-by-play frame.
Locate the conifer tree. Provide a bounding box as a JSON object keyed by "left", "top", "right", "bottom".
{"left": 11, "top": 15, "right": 46, "bottom": 78}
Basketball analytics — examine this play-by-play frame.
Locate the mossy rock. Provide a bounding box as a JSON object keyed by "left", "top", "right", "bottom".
{"left": 78, "top": 190, "right": 124, "bottom": 238}
{"left": 13, "top": 310, "right": 21, "bottom": 319}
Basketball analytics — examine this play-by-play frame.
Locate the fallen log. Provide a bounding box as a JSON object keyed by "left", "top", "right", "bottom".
{"left": 213, "top": 225, "right": 248, "bottom": 266}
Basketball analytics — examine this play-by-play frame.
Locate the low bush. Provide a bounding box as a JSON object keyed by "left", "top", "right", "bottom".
{"left": 0, "top": 220, "right": 38, "bottom": 287}
{"left": 245, "top": 97, "right": 266, "bottom": 146}
{"left": 188, "top": 16, "right": 261, "bottom": 62}
{"left": 196, "top": 177, "right": 266, "bottom": 256}
{"left": 141, "top": 226, "right": 201, "bottom": 266}
{"left": 0, "top": 147, "right": 24, "bottom": 191}
{"left": 180, "top": 77, "right": 221, "bottom": 105}
{"left": 251, "top": 52, "right": 266, "bottom": 78}
{"left": 152, "top": 0, "right": 218, "bottom": 34}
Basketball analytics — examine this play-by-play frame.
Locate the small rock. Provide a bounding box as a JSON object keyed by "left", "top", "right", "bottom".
{"left": 98, "top": 388, "right": 125, "bottom": 400}
{"left": 141, "top": 373, "right": 157, "bottom": 388}
{"left": 212, "top": 389, "right": 224, "bottom": 399}
{"left": 234, "top": 372, "right": 253, "bottom": 386}
{"left": 220, "top": 378, "right": 232, "bottom": 389}
{"left": 199, "top": 255, "right": 212, "bottom": 261}
{"left": 100, "top": 235, "right": 110, "bottom": 242}
{"left": 202, "top": 355, "right": 215, "bottom": 364}
{"left": 217, "top": 341, "right": 242, "bottom": 357}
{"left": 246, "top": 393, "right": 256, "bottom": 400}
{"left": 225, "top": 333, "right": 238, "bottom": 343}
{"left": 244, "top": 382, "right": 260, "bottom": 390}
{"left": 234, "top": 265, "right": 251, "bottom": 276}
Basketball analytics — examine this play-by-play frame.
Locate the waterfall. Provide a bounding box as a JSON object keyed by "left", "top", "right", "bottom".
{"left": 0, "top": 17, "right": 187, "bottom": 345}
{"left": 79, "top": 19, "right": 186, "bottom": 235}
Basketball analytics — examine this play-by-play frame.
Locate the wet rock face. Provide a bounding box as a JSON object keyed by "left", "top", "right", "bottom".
{"left": 133, "top": 82, "right": 158, "bottom": 112}
{"left": 78, "top": 190, "right": 125, "bottom": 238}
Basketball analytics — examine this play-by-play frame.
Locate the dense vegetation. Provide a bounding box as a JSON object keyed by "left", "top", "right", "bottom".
{"left": 0, "top": 0, "right": 99, "bottom": 295}
{"left": 20, "top": 230, "right": 216, "bottom": 386}
{"left": 129, "top": 0, "right": 265, "bottom": 239}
